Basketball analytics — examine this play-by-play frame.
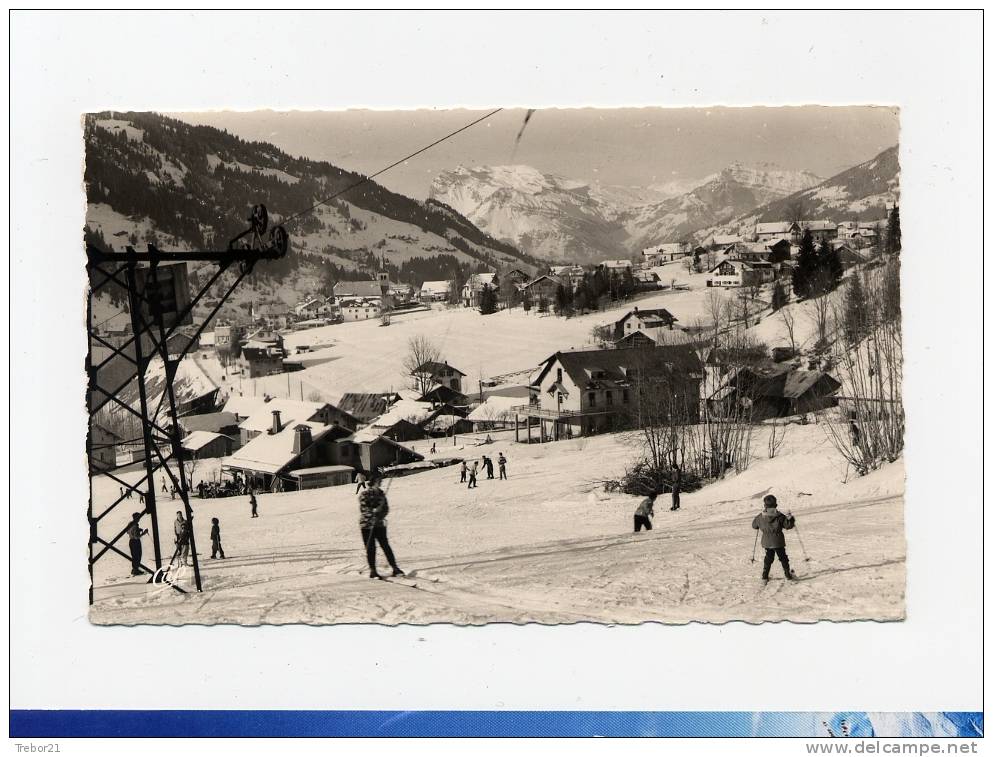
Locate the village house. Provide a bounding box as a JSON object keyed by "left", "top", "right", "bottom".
{"left": 238, "top": 340, "right": 285, "bottom": 378}
{"left": 755, "top": 221, "right": 802, "bottom": 243}
{"left": 642, "top": 242, "right": 690, "bottom": 265}
{"left": 337, "top": 392, "right": 402, "bottom": 424}
{"left": 600, "top": 259, "right": 633, "bottom": 273}
{"left": 503, "top": 268, "right": 531, "bottom": 288}
{"left": 523, "top": 274, "right": 566, "bottom": 306}
{"left": 222, "top": 421, "right": 352, "bottom": 493}
{"left": 214, "top": 321, "right": 245, "bottom": 355}
{"left": 293, "top": 297, "right": 332, "bottom": 319}
{"left": 338, "top": 297, "right": 382, "bottom": 322}
{"left": 612, "top": 307, "right": 678, "bottom": 342}
{"left": 632, "top": 269, "right": 661, "bottom": 291}
{"left": 804, "top": 220, "right": 839, "bottom": 242}
{"left": 461, "top": 272, "right": 499, "bottom": 307}
{"left": 178, "top": 411, "right": 241, "bottom": 447}
{"left": 411, "top": 360, "right": 466, "bottom": 394}
{"left": 332, "top": 279, "right": 391, "bottom": 319}
{"left": 708, "top": 233, "right": 742, "bottom": 249}
{"left": 418, "top": 280, "right": 451, "bottom": 302}
{"left": 707, "top": 365, "right": 841, "bottom": 421}
{"left": 181, "top": 430, "right": 233, "bottom": 460}
{"left": 90, "top": 422, "right": 121, "bottom": 472}
{"left": 548, "top": 265, "right": 586, "bottom": 286}
{"left": 224, "top": 396, "right": 359, "bottom": 447}
{"left": 518, "top": 345, "right": 702, "bottom": 441}
{"left": 706, "top": 259, "right": 762, "bottom": 288}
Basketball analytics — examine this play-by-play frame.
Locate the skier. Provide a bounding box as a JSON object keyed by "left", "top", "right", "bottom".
{"left": 174, "top": 511, "right": 191, "bottom": 566}
{"left": 459, "top": 460, "right": 468, "bottom": 484}
{"left": 126, "top": 512, "right": 148, "bottom": 576}
{"left": 752, "top": 494, "right": 797, "bottom": 582}
{"left": 210, "top": 517, "right": 225, "bottom": 559}
{"left": 670, "top": 464, "right": 682, "bottom": 511}
{"left": 161, "top": 479, "right": 167, "bottom": 494}
{"left": 483, "top": 456, "right": 495, "bottom": 479}
{"left": 250, "top": 492, "right": 259, "bottom": 518}
{"left": 467, "top": 461, "right": 479, "bottom": 489}
{"left": 498, "top": 452, "right": 507, "bottom": 480}
{"left": 358, "top": 477, "right": 404, "bottom": 579}
{"left": 633, "top": 492, "right": 656, "bottom": 532}
{"left": 354, "top": 470, "right": 367, "bottom": 494}
{"left": 430, "top": 442, "right": 437, "bottom": 454}
{"left": 119, "top": 486, "right": 125, "bottom": 501}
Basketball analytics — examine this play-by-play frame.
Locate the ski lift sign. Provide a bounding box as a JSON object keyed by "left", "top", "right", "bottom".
{"left": 134, "top": 262, "right": 193, "bottom": 329}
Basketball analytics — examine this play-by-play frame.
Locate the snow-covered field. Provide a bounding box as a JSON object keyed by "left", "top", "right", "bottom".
{"left": 90, "top": 422, "right": 905, "bottom": 625}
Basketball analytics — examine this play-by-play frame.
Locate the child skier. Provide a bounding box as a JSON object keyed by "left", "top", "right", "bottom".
{"left": 498, "top": 452, "right": 507, "bottom": 480}
{"left": 210, "top": 517, "right": 225, "bottom": 559}
{"left": 358, "top": 477, "right": 404, "bottom": 579}
{"left": 634, "top": 493, "right": 656, "bottom": 532}
{"left": 355, "top": 470, "right": 367, "bottom": 494}
{"left": 174, "top": 511, "right": 191, "bottom": 566}
{"left": 459, "top": 460, "right": 468, "bottom": 484}
{"left": 126, "top": 512, "right": 148, "bottom": 576}
{"left": 670, "top": 464, "right": 682, "bottom": 511}
{"left": 467, "top": 461, "right": 479, "bottom": 489}
{"left": 752, "top": 494, "right": 797, "bottom": 581}
{"left": 250, "top": 492, "right": 259, "bottom": 518}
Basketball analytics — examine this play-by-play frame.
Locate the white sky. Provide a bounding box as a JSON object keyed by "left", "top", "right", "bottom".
{"left": 172, "top": 106, "right": 899, "bottom": 200}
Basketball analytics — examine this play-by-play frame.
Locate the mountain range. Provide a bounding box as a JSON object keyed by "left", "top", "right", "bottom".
{"left": 429, "top": 162, "right": 826, "bottom": 263}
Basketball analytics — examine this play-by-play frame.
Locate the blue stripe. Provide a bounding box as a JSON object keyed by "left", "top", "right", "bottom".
{"left": 8, "top": 710, "right": 984, "bottom": 738}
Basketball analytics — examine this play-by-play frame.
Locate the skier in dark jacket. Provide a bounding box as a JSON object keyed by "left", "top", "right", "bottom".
{"left": 359, "top": 478, "right": 403, "bottom": 579}
{"left": 210, "top": 517, "right": 225, "bottom": 559}
{"left": 498, "top": 453, "right": 507, "bottom": 480}
{"left": 250, "top": 492, "right": 259, "bottom": 518}
{"left": 752, "top": 494, "right": 796, "bottom": 581}
{"left": 459, "top": 461, "right": 468, "bottom": 484}
{"left": 126, "top": 512, "right": 148, "bottom": 576}
{"left": 483, "top": 456, "right": 494, "bottom": 479}
{"left": 634, "top": 493, "right": 656, "bottom": 532}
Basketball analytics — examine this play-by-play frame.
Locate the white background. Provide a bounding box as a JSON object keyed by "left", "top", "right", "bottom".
{"left": 7, "top": 10, "right": 985, "bottom": 716}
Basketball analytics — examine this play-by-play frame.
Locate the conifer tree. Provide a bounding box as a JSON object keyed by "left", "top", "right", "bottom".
{"left": 791, "top": 228, "right": 818, "bottom": 298}
{"left": 885, "top": 205, "right": 901, "bottom": 255}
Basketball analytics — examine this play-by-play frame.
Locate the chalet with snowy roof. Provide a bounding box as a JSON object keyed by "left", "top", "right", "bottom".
{"left": 706, "top": 259, "right": 762, "bottom": 288}
{"left": 519, "top": 345, "right": 703, "bottom": 441}
{"left": 333, "top": 429, "right": 424, "bottom": 474}
{"left": 613, "top": 307, "right": 678, "bottom": 342}
{"left": 707, "top": 365, "right": 841, "bottom": 420}
{"left": 411, "top": 360, "right": 465, "bottom": 393}
{"left": 222, "top": 421, "right": 353, "bottom": 492}
{"left": 418, "top": 280, "right": 451, "bottom": 302}
{"left": 461, "top": 272, "right": 499, "bottom": 307}
{"left": 709, "top": 233, "right": 742, "bottom": 249}
{"left": 294, "top": 297, "right": 332, "bottom": 318}
{"left": 181, "top": 430, "right": 233, "bottom": 459}
{"left": 223, "top": 396, "right": 358, "bottom": 446}
{"left": 632, "top": 269, "right": 661, "bottom": 290}
{"left": 238, "top": 342, "right": 285, "bottom": 378}
{"left": 504, "top": 268, "right": 531, "bottom": 287}
{"left": 642, "top": 242, "right": 690, "bottom": 265}
{"left": 755, "top": 221, "right": 802, "bottom": 242}
{"left": 804, "top": 220, "right": 839, "bottom": 243}
{"left": 178, "top": 411, "right": 240, "bottom": 441}
{"left": 523, "top": 274, "right": 566, "bottom": 305}
{"left": 601, "top": 259, "right": 633, "bottom": 272}
{"left": 418, "top": 383, "right": 470, "bottom": 408}
{"left": 338, "top": 297, "right": 382, "bottom": 322}
{"left": 337, "top": 392, "right": 402, "bottom": 424}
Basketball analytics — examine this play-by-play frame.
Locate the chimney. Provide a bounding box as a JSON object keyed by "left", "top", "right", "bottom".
{"left": 271, "top": 410, "right": 282, "bottom": 435}
{"left": 292, "top": 424, "right": 313, "bottom": 454}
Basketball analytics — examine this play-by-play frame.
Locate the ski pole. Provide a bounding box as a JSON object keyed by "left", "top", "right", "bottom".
{"left": 793, "top": 522, "right": 811, "bottom": 562}
{"left": 750, "top": 529, "right": 759, "bottom": 563}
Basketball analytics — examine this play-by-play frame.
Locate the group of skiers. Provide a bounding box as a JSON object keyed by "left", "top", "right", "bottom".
{"left": 632, "top": 489, "right": 799, "bottom": 581}
{"left": 460, "top": 453, "right": 508, "bottom": 488}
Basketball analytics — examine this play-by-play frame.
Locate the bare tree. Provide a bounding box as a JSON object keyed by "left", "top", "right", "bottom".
{"left": 822, "top": 259, "right": 904, "bottom": 476}
{"left": 767, "top": 418, "right": 787, "bottom": 459}
{"left": 779, "top": 306, "right": 798, "bottom": 355}
{"left": 705, "top": 290, "right": 726, "bottom": 346}
{"left": 590, "top": 323, "right": 613, "bottom": 348}
{"left": 808, "top": 271, "right": 834, "bottom": 350}
{"left": 402, "top": 335, "right": 442, "bottom": 395}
